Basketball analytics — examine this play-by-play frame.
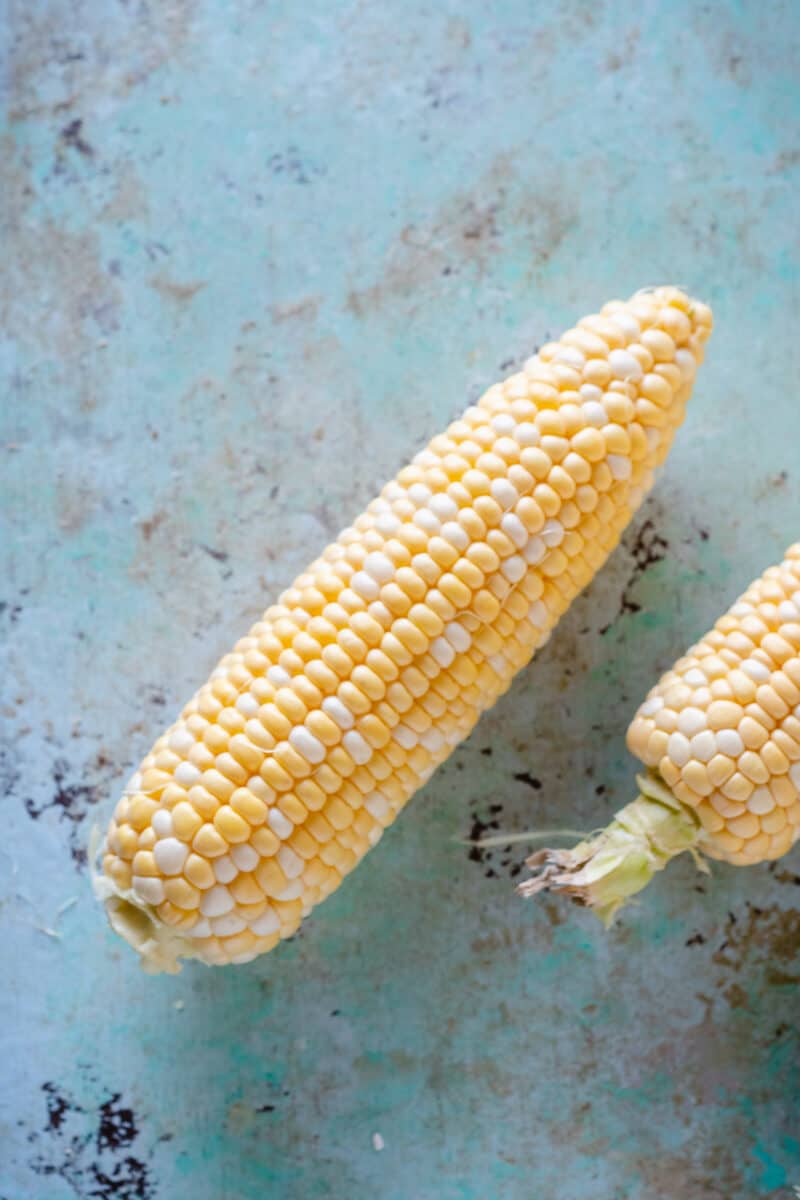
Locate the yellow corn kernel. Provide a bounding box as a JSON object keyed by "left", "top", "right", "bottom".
{"left": 164, "top": 877, "right": 201, "bottom": 910}
{"left": 192, "top": 824, "right": 228, "bottom": 858}
{"left": 184, "top": 853, "right": 216, "bottom": 890}
{"left": 230, "top": 788, "right": 269, "bottom": 826}
{"left": 213, "top": 806, "right": 252, "bottom": 843}
{"left": 254, "top": 857, "right": 289, "bottom": 898}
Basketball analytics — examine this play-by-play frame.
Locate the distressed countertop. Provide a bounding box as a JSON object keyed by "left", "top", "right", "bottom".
{"left": 2, "top": 2, "right": 799, "bottom": 1197}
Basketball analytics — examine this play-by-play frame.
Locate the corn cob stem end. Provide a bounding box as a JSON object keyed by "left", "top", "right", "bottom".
{"left": 102, "top": 893, "right": 192, "bottom": 975}
{"left": 517, "top": 772, "right": 708, "bottom": 925}
{"left": 91, "top": 830, "right": 195, "bottom": 974}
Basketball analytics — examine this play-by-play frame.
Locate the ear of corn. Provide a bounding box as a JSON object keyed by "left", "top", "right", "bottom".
{"left": 99, "top": 287, "right": 712, "bottom": 971}
{"left": 520, "top": 545, "right": 800, "bottom": 922}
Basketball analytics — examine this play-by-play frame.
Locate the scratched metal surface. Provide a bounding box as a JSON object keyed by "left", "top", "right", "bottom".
{"left": 2, "top": 2, "right": 799, "bottom": 1197}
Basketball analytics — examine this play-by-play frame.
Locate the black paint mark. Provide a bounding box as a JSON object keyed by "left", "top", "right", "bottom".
{"left": 27, "top": 1082, "right": 154, "bottom": 1200}
{"left": 267, "top": 145, "right": 325, "bottom": 185}
{"left": 423, "top": 69, "right": 460, "bottom": 110}
{"left": 143, "top": 240, "right": 170, "bottom": 262}
{"left": 0, "top": 745, "right": 20, "bottom": 801}
{"left": 513, "top": 771, "right": 542, "bottom": 791}
{"left": 43, "top": 1081, "right": 76, "bottom": 1132}
{"left": 90, "top": 1158, "right": 153, "bottom": 1200}
{"left": 465, "top": 809, "right": 500, "bottom": 870}
{"left": 23, "top": 759, "right": 100, "bottom": 868}
{"left": 768, "top": 861, "right": 800, "bottom": 886}
{"left": 60, "top": 118, "right": 93, "bottom": 157}
{"left": 97, "top": 1095, "right": 138, "bottom": 1153}
{"left": 465, "top": 805, "right": 527, "bottom": 881}
{"left": 255, "top": 1104, "right": 276, "bottom": 1113}
{"left": 479, "top": 746, "right": 493, "bottom": 757}
{"left": 685, "top": 932, "right": 706, "bottom": 947}
{"left": 200, "top": 544, "right": 229, "bottom": 563}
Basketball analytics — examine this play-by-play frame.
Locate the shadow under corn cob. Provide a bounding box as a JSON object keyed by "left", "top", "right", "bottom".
{"left": 98, "top": 286, "right": 712, "bottom": 971}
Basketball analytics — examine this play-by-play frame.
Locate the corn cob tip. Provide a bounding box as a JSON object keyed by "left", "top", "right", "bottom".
{"left": 517, "top": 772, "right": 708, "bottom": 924}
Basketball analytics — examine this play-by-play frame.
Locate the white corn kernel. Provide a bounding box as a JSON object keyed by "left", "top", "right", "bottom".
{"left": 364, "top": 552, "right": 395, "bottom": 583}
{"left": 431, "top": 637, "right": 456, "bottom": 668}
{"left": 213, "top": 855, "right": 237, "bottom": 884}
{"left": 236, "top": 693, "right": 260, "bottom": 717}
{"left": 393, "top": 725, "right": 417, "bottom": 750}
{"left": 667, "top": 732, "right": 691, "bottom": 767}
{"left": 153, "top": 837, "right": 189, "bottom": 875}
{"left": 211, "top": 914, "right": 247, "bottom": 936}
{"left": 250, "top": 907, "right": 280, "bottom": 936}
{"left": 278, "top": 845, "right": 304, "bottom": 879}
{"left": 322, "top": 696, "right": 355, "bottom": 729}
{"left": 343, "top": 731, "right": 371, "bottom": 765}
{"left": 609, "top": 349, "right": 643, "bottom": 380}
{"left": 523, "top": 537, "right": 546, "bottom": 565}
{"left": 501, "top": 555, "right": 527, "bottom": 584}
{"left": 267, "top": 666, "right": 292, "bottom": 687}
{"left": 365, "top": 792, "right": 391, "bottom": 820}
{"left": 608, "top": 455, "right": 632, "bottom": 480}
{"left": 491, "top": 479, "right": 519, "bottom": 510}
{"left": 542, "top": 520, "right": 564, "bottom": 548}
{"left": 289, "top": 727, "right": 326, "bottom": 764}
{"left": 440, "top": 522, "right": 469, "bottom": 550}
{"left": 267, "top": 808, "right": 294, "bottom": 839}
{"left": 677, "top": 708, "right": 706, "bottom": 736}
{"left": 444, "top": 622, "right": 470, "bottom": 652}
{"left": 351, "top": 571, "right": 380, "bottom": 600}
{"left": 168, "top": 729, "right": 195, "bottom": 755}
{"left": 152, "top": 810, "right": 174, "bottom": 838}
{"left": 174, "top": 762, "right": 201, "bottom": 787}
{"left": 231, "top": 844, "right": 259, "bottom": 872}
{"left": 200, "top": 885, "right": 235, "bottom": 917}
{"left": 429, "top": 494, "right": 458, "bottom": 520}
{"left": 716, "top": 729, "right": 744, "bottom": 757}
{"left": 501, "top": 513, "right": 528, "bottom": 549}
{"left": 133, "top": 877, "right": 165, "bottom": 906}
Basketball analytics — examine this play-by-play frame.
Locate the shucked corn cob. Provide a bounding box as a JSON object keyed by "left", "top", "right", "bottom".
{"left": 99, "top": 287, "right": 712, "bottom": 971}
{"left": 521, "top": 546, "right": 800, "bottom": 921}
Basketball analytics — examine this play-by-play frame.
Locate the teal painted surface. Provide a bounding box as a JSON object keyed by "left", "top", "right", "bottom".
{"left": 2, "top": 2, "right": 799, "bottom": 1197}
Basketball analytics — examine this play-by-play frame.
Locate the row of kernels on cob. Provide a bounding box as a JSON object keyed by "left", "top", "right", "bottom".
{"left": 102, "top": 287, "right": 712, "bottom": 967}
{"left": 627, "top": 544, "right": 800, "bottom": 865}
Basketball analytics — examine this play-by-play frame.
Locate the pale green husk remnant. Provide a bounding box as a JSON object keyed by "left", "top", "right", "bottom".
{"left": 517, "top": 772, "right": 709, "bottom": 924}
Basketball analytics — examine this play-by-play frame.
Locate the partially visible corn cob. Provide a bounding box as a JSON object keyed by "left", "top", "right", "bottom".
{"left": 521, "top": 546, "right": 800, "bottom": 921}
{"left": 99, "top": 287, "right": 712, "bottom": 971}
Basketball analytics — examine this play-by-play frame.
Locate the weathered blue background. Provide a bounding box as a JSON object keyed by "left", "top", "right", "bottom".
{"left": 2, "top": 2, "right": 799, "bottom": 1197}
